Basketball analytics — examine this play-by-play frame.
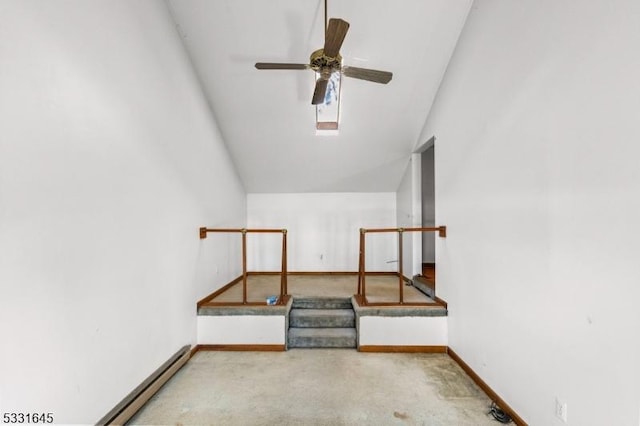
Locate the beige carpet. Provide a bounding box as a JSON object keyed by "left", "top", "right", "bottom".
{"left": 129, "top": 350, "right": 496, "bottom": 425}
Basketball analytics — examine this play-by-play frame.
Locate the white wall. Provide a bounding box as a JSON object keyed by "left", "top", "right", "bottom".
{"left": 421, "top": 0, "right": 640, "bottom": 424}
{"left": 0, "top": 1, "right": 245, "bottom": 423}
{"left": 247, "top": 193, "right": 396, "bottom": 271}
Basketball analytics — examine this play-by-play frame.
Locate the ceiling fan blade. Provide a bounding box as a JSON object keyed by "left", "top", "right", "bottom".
{"left": 255, "top": 63, "right": 309, "bottom": 70}
{"left": 342, "top": 66, "right": 393, "bottom": 84}
{"left": 312, "top": 78, "right": 329, "bottom": 105}
{"left": 324, "top": 18, "right": 350, "bottom": 58}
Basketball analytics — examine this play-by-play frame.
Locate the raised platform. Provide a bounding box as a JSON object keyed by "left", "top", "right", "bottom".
{"left": 353, "top": 296, "right": 447, "bottom": 349}
{"left": 200, "top": 273, "right": 435, "bottom": 305}
{"left": 197, "top": 274, "right": 448, "bottom": 351}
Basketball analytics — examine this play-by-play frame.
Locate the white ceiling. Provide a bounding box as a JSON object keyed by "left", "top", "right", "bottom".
{"left": 166, "top": 0, "right": 472, "bottom": 193}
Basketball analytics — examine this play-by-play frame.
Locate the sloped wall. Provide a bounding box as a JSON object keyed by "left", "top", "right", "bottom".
{"left": 420, "top": 0, "right": 640, "bottom": 424}
{"left": 0, "top": 1, "right": 245, "bottom": 422}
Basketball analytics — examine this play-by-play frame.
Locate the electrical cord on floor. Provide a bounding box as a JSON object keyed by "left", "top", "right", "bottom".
{"left": 488, "top": 401, "right": 512, "bottom": 424}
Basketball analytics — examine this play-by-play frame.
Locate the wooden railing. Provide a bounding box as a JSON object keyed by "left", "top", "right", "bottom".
{"left": 199, "top": 227, "right": 288, "bottom": 305}
{"left": 357, "top": 226, "right": 446, "bottom": 306}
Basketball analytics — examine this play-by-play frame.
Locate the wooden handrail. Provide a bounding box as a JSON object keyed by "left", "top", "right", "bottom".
{"left": 200, "top": 227, "right": 287, "bottom": 238}
{"left": 199, "top": 227, "right": 288, "bottom": 305}
{"left": 360, "top": 226, "right": 446, "bottom": 237}
{"left": 358, "top": 226, "right": 447, "bottom": 306}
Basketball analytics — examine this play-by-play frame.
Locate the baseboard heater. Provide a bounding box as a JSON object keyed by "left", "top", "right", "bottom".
{"left": 96, "top": 345, "right": 191, "bottom": 425}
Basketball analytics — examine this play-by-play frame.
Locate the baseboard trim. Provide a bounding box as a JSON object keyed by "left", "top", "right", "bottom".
{"left": 292, "top": 271, "right": 357, "bottom": 275}
{"left": 190, "top": 345, "right": 201, "bottom": 357}
{"left": 447, "top": 347, "right": 527, "bottom": 426}
{"left": 247, "top": 271, "right": 398, "bottom": 276}
{"left": 193, "top": 344, "right": 286, "bottom": 352}
{"left": 197, "top": 276, "right": 243, "bottom": 307}
{"left": 246, "top": 271, "right": 290, "bottom": 276}
{"left": 359, "top": 345, "right": 447, "bottom": 353}
{"left": 97, "top": 345, "right": 190, "bottom": 425}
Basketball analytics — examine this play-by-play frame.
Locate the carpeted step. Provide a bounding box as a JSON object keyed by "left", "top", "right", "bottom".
{"left": 292, "top": 297, "right": 352, "bottom": 310}
{"left": 288, "top": 327, "right": 356, "bottom": 348}
{"left": 290, "top": 309, "right": 355, "bottom": 328}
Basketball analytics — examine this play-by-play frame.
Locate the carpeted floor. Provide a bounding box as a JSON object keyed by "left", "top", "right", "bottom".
{"left": 208, "top": 274, "right": 434, "bottom": 304}
{"left": 128, "top": 350, "right": 497, "bottom": 425}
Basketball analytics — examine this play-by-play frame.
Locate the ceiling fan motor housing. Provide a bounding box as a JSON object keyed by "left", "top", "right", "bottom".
{"left": 310, "top": 48, "right": 342, "bottom": 78}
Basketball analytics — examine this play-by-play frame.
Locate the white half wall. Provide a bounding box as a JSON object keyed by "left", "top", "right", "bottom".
{"left": 247, "top": 193, "right": 396, "bottom": 272}
{"left": 197, "top": 316, "right": 285, "bottom": 345}
{"left": 0, "top": 2, "right": 245, "bottom": 423}
{"left": 358, "top": 317, "right": 447, "bottom": 347}
{"left": 420, "top": 0, "right": 640, "bottom": 424}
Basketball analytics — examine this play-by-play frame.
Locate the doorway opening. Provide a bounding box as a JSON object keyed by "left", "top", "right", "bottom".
{"left": 415, "top": 136, "right": 436, "bottom": 297}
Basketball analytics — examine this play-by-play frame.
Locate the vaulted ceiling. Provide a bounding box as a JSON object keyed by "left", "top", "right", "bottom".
{"left": 166, "top": 0, "right": 472, "bottom": 193}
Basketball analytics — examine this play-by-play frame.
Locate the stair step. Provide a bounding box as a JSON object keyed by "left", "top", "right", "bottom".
{"left": 290, "top": 309, "right": 355, "bottom": 328}
{"left": 292, "top": 297, "right": 352, "bottom": 310}
{"left": 288, "top": 328, "right": 356, "bottom": 348}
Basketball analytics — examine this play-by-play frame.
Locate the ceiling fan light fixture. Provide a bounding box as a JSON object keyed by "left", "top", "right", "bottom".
{"left": 316, "top": 71, "right": 341, "bottom": 133}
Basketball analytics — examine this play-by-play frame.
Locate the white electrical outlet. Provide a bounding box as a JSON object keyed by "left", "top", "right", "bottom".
{"left": 555, "top": 398, "right": 567, "bottom": 423}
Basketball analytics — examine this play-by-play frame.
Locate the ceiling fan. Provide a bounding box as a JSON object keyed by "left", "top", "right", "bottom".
{"left": 255, "top": 0, "right": 393, "bottom": 105}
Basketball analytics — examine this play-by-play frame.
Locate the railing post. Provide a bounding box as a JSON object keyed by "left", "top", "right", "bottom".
{"left": 398, "top": 228, "right": 404, "bottom": 305}
{"left": 357, "top": 228, "right": 364, "bottom": 295}
{"left": 280, "top": 229, "right": 288, "bottom": 304}
{"left": 241, "top": 228, "right": 247, "bottom": 305}
{"left": 361, "top": 229, "right": 367, "bottom": 305}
